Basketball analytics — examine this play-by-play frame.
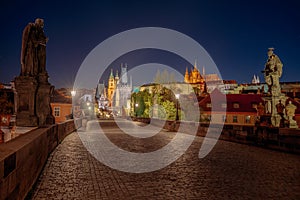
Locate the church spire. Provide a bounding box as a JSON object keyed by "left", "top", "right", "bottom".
{"left": 109, "top": 69, "right": 114, "bottom": 78}
{"left": 184, "top": 66, "right": 189, "bottom": 83}
{"left": 194, "top": 60, "right": 197, "bottom": 70}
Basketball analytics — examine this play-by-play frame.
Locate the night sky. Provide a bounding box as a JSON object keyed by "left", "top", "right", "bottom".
{"left": 0, "top": 0, "right": 299, "bottom": 88}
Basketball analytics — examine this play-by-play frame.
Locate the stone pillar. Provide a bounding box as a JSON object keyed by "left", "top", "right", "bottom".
{"left": 14, "top": 76, "right": 38, "bottom": 126}
{"left": 36, "top": 73, "right": 55, "bottom": 126}
{"left": 271, "top": 95, "right": 288, "bottom": 127}
{"left": 262, "top": 94, "right": 287, "bottom": 127}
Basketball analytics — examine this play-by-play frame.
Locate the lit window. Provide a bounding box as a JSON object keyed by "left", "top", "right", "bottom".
{"left": 233, "top": 116, "right": 238, "bottom": 123}
{"left": 245, "top": 116, "right": 251, "bottom": 123}
{"left": 233, "top": 103, "right": 240, "bottom": 108}
{"left": 207, "top": 103, "right": 212, "bottom": 108}
{"left": 54, "top": 107, "right": 60, "bottom": 117}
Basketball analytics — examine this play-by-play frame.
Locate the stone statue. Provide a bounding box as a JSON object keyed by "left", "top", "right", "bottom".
{"left": 21, "top": 18, "right": 48, "bottom": 76}
{"left": 15, "top": 18, "right": 54, "bottom": 127}
{"left": 276, "top": 100, "right": 285, "bottom": 117}
{"left": 256, "top": 102, "right": 265, "bottom": 116}
{"left": 286, "top": 101, "right": 296, "bottom": 119}
{"left": 276, "top": 100, "right": 286, "bottom": 127}
{"left": 263, "top": 48, "right": 283, "bottom": 96}
{"left": 285, "top": 101, "right": 298, "bottom": 128}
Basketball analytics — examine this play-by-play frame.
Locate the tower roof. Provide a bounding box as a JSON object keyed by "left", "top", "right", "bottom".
{"left": 109, "top": 69, "right": 114, "bottom": 78}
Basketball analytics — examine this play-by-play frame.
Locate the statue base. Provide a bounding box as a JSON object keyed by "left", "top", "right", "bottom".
{"left": 262, "top": 94, "right": 288, "bottom": 127}
{"left": 14, "top": 76, "right": 39, "bottom": 127}
{"left": 271, "top": 114, "right": 281, "bottom": 128}
{"left": 288, "top": 117, "right": 298, "bottom": 128}
{"left": 36, "top": 76, "right": 55, "bottom": 126}
{"left": 16, "top": 114, "right": 38, "bottom": 127}
{"left": 14, "top": 74, "right": 54, "bottom": 127}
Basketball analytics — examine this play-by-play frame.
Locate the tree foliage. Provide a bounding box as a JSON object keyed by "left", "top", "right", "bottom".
{"left": 0, "top": 92, "right": 14, "bottom": 114}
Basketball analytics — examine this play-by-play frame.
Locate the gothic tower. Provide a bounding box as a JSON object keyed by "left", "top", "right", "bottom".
{"left": 107, "top": 69, "right": 115, "bottom": 105}
{"left": 184, "top": 67, "right": 189, "bottom": 83}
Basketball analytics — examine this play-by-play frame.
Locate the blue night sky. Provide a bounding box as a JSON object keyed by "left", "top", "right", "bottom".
{"left": 0, "top": 0, "right": 299, "bottom": 88}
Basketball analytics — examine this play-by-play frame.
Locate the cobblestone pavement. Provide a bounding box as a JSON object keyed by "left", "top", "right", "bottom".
{"left": 31, "top": 121, "right": 300, "bottom": 199}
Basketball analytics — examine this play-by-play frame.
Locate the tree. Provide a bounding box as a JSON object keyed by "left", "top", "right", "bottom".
{"left": 153, "top": 69, "right": 176, "bottom": 84}
{"left": 0, "top": 92, "right": 14, "bottom": 114}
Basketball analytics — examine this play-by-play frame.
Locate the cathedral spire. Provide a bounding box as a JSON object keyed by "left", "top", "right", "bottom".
{"left": 184, "top": 66, "right": 190, "bottom": 83}
{"left": 194, "top": 60, "right": 198, "bottom": 70}
{"left": 109, "top": 69, "right": 114, "bottom": 78}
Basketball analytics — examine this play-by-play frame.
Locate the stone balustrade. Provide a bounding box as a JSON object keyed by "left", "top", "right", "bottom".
{"left": 149, "top": 118, "right": 300, "bottom": 154}
{"left": 0, "top": 118, "right": 81, "bottom": 200}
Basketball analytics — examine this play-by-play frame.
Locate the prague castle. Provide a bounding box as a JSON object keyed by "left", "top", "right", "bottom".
{"left": 184, "top": 61, "right": 206, "bottom": 93}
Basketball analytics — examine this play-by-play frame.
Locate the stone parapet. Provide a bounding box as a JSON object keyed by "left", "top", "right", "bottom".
{"left": 0, "top": 118, "right": 82, "bottom": 200}
{"left": 150, "top": 118, "right": 300, "bottom": 154}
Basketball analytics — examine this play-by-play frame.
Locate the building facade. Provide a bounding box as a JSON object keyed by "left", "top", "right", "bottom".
{"left": 184, "top": 61, "right": 205, "bottom": 93}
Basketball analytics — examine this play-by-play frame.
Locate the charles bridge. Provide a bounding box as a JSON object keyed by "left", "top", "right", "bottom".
{"left": 0, "top": 118, "right": 300, "bottom": 199}
{"left": 1, "top": 18, "right": 300, "bottom": 199}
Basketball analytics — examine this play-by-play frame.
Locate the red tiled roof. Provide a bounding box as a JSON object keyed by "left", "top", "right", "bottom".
{"left": 199, "top": 89, "right": 300, "bottom": 114}
{"left": 199, "top": 89, "right": 263, "bottom": 113}
{"left": 51, "top": 90, "right": 72, "bottom": 104}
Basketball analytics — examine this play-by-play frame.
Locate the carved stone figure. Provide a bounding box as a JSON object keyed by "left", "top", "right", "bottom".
{"left": 21, "top": 18, "right": 48, "bottom": 76}
{"left": 15, "top": 18, "right": 54, "bottom": 127}
{"left": 263, "top": 48, "right": 283, "bottom": 96}
{"left": 276, "top": 100, "right": 286, "bottom": 127}
{"left": 276, "top": 100, "right": 285, "bottom": 117}
{"left": 285, "top": 101, "right": 298, "bottom": 128}
{"left": 286, "top": 101, "right": 296, "bottom": 119}
{"left": 256, "top": 102, "right": 265, "bottom": 116}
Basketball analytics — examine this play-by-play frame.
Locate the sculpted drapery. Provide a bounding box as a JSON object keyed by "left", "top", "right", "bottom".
{"left": 21, "top": 18, "right": 48, "bottom": 76}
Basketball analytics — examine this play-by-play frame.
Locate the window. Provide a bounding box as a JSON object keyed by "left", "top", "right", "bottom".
{"left": 221, "top": 103, "right": 227, "bottom": 108}
{"left": 245, "top": 116, "right": 251, "bottom": 123}
{"left": 54, "top": 107, "right": 60, "bottom": 117}
{"left": 233, "top": 116, "right": 238, "bottom": 123}
{"left": 233, "top": 103, "right": 240, "bottom": 109}
{"left": 206, "top": 103, "right": 212, "bottom": 108}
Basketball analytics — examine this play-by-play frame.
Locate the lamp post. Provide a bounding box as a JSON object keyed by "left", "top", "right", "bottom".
{"left": 175, "top": 93, "right": 180, "bottom": 121}
{"left": 70, "top": 90, "right": 76, "bottom": 119}
{"left": 135, "top": 103, "right": 139, "bottom": 117}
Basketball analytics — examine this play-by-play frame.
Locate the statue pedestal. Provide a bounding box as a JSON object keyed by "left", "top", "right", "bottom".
{"left": 14, "top": 76, "right": 38, "bottom": 126}
{"left": 288, "top": 118, "right": 298, "bottom": 128}
{"left": 36, "top": 77, "right": 54, "bottom": 126}
{"left": 14, "top": 74, "right": 54, "bottom": 127}
{"left": 262, "top": 94, "right": 287, "bottom": 127}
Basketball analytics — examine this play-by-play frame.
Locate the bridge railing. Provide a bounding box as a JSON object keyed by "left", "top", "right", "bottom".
{"left": 0, "top": 118, "right": 82, "bottom": 200}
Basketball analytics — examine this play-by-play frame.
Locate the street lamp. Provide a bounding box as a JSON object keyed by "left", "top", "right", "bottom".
{"left": 175, "top": 93, "right": 180, "bottom": 121}
{"left": 71, "top": 90, "right": 76, "bottom": 97}
{"left": 135, "top": 103, "right": 138, "bottom": 117}
{"left": 70, "top": 90, "right": 76, "bottom": 119}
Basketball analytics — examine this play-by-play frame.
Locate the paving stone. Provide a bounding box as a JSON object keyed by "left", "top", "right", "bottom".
{"left": 30, "top": 123, "right": 300, "bottom": 199}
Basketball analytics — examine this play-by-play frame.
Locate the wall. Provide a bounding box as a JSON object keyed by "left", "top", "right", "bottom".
{"left": 150, "top": 118, "right": 300, "bottom": 154}
{"left": 0, "top": 118, "right": 81, "bottom": 200}
{"left": 50, "top": 103, "right": 72, "bottom": 123}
